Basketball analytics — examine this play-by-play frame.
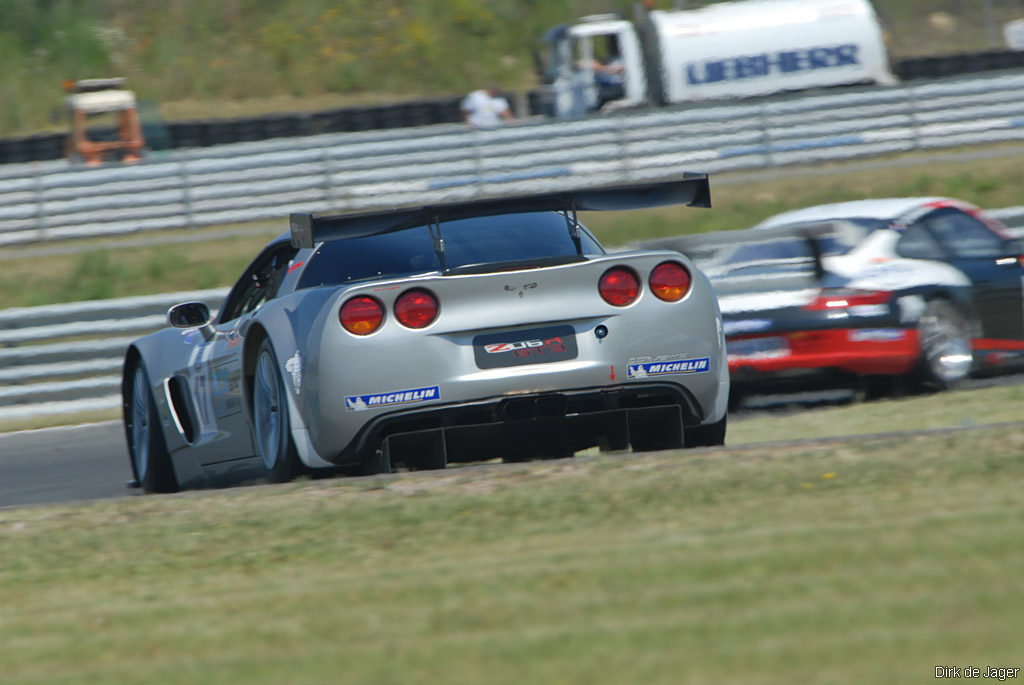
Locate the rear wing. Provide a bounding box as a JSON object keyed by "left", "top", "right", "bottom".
{"left": 289, "top": 174, "right": 710, "bottom": 249}
{"left": 640, "top": 219, "right": 867, "bottom": 279}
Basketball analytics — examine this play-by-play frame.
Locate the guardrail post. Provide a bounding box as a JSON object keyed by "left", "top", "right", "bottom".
{"left": 320, "top": 147, "right": 334, "bottom": 211}
{"left": 615, "top": 114, "right": 632, "bottom": 183}
{"left": 471, "top": 129, "right": 485, "bottom": 198}
{"left": 759, "top": 103, "right": 774, "bottom": 169}
{"left": 32, "top": 161, "right": 47, "bottom": 241}
{"left": 907, "top": 86, "right": 922, "bottom": 152}
{"left": 178, "top": 158, "right": 195, "bottom": 229}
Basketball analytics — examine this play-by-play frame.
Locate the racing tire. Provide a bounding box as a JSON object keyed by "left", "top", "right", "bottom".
{"left": 727, "top": 388, "right": 746, "bottom": 413}
{"left": 684, "top": 414, "right": 727, "bottom": 448}
{"left": 252, "top": 338, "right": 303, "bottom": 484}
{"left": 125, "top": 362, "right": 178, "bottom": 494}
{"left": 860, "top": 374, "right": 906, "bottom": 401}
{"left": 911, "top": 300, "right": 973, "bottom": 392}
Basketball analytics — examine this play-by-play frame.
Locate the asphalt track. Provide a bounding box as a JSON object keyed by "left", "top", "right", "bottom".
{"left": 3, "top": 372, "right": 1021, "bottom": 510}
{"left": 0, "top": 422, "right": 134, "bottom": 509}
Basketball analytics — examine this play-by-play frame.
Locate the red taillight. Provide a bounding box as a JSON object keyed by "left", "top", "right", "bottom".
{"left": 394, "top": 289, "right": 439, "bottom": 329}
{"left": 340, "top": 296, "right": 384, "bottom": 335}
{"left": 599, "top": 267, "right": 640, "bottom": 306}
{"left": 804, "top": 289, "right": 892, "bottom": 311}
{"left": 649, "top": 261, "right": 691, "bottom": 302}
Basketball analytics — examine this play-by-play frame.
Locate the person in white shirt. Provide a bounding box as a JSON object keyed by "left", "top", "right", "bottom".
{"left": 460, "top": 84, "right": 516, "bottom": 128}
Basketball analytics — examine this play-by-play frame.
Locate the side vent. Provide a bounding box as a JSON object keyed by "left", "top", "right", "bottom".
{"left": 166, "top": 376, "right": 198, "bottom": 444}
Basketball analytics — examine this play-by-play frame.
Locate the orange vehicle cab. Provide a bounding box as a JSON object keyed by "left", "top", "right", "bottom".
{"left": 66, "top": 78, "right": 145, "bottom": 166}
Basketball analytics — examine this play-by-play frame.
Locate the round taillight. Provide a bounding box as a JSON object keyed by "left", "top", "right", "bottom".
{"left": 650, "top": 261, "right": 691, "bottom": 302}
{"left": 599, "top": 267, "right": 640, "bottom": 306}
{"left": 340, "top": 296, "right": 384, "bottom": 335}
{"left": 394, "top": 289, "right": 439, "bottom": 329}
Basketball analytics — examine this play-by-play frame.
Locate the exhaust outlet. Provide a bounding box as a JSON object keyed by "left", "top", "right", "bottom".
{"left": 501, "top": 397, "right": 536, "bottom": 421}
{"left": 536, "top": 394, "right": 568, "bottom": 418}
{"left": 499, "top": 395, "right": 569, "bottom": 422}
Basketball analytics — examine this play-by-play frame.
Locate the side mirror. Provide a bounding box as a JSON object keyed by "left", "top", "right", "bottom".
{"left": 1003, "top": 239, "right": 1024, "bottom": 258}
{"left": 167, "top": 302, "right": 216, "bottom": 341}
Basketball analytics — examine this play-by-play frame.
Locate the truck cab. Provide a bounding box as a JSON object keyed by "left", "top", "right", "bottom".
{"left": 536, "top": 0, "right": 896, "bottom": 118}
{"left": 536, "top": 14, "right": 648, "bottom": 118}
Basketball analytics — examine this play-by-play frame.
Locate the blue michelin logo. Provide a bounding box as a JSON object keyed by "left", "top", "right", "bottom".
{"left": 687, "top": 44, "right": 860, "bottom": 85}
{"left": 627, "top": 357, "right": 710, "bottom": 379}
{"left": 345, "top": 385, "right": 440, "bottom": 412}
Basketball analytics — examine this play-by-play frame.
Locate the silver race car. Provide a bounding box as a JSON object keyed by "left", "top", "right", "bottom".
{"left": 122, "top": 175, "right": 728, "bottom": 493}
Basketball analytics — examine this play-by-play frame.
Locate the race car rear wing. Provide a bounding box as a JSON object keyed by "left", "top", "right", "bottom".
{"left": 288, "top": 174, "right": 711, "bottom": 249}
{"left": 641, "top": 219, "right": 868, "bottom": 280}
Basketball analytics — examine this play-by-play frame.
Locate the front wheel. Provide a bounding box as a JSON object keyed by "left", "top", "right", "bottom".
{"left": 252, "top": 339, "right": 303, "bottom": 483}
{"left": 912, "top": 300, "right": 973, "bottom": 391}
{"left": 125, "top": 362, "right": 178, "bottom": 494}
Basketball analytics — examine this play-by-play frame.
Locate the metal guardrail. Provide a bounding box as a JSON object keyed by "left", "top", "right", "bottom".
{"left": 3, "top": 219, "right": 1023, "bottom": 424}
{"left": 0, "top": 289, "right": 227, "bottom": 422}
{"left": 3, "top": 71, "right": 1024, "bottom": 248}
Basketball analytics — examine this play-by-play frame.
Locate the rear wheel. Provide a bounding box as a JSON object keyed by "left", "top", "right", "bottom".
{"left": 252, "top": 339, "right": 302, "bottom": 483}
{"left": 684, "top": 414, "right": 727, "bottom": 448}
{"left": 125, "top": 362, "right": 178, "bottom": 494}
{"left": 912, "top": 300, "right": 973, "bottom": 391}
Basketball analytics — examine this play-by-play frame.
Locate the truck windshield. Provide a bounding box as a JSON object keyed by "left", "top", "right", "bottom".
{"left": 298, "top": 211, "right": 604, "bottom": 289}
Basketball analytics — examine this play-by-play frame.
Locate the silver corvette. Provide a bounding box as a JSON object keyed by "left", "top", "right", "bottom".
{"left": 122, "top": 175, "right": 729, "bottom": 493}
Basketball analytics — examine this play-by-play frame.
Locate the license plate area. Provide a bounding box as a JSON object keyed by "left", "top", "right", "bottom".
{"left": 474, "top": 325, "right": 578, "bottom": 369}
{"left": 727, "top": 336, "right": 790, "bottom": 360}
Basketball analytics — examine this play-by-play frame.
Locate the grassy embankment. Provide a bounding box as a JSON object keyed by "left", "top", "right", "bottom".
{"left": 0, "top": 0, "right": 1018, "bottom": 137}
{"left": 2, "top": 419, "right": 1022, "bottom": 684}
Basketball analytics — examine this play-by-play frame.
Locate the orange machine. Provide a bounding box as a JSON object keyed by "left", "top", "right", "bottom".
{"left": 65, "top": 78, "right": 145, "bottom": 165}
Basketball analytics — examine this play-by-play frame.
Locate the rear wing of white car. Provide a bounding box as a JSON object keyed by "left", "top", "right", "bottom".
{"left": 288, "top": 174, "right": 711, "bottom": 249}
{"left": 640, "top": 219, "right": 868, "bottom": 280}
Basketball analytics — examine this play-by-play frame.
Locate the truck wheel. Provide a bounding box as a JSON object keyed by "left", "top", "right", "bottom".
{"left": 912, "top": 300, "right": 973, "bottom": 391}
{"left": 125, "top": 362, "right": 178, "bottom": 494}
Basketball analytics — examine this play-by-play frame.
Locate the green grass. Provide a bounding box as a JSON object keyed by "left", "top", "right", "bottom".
{"left": 0, "top": 1, "right": 1020, "bottom": 137}
{"left": 726, "top": 383, "right": 1024, "bottom": 445}
{"left": 2, "top": 421, "right": 1022, "bottom": 684}
{"left": 0, "top": 223, "right": 282, "bottom": 309}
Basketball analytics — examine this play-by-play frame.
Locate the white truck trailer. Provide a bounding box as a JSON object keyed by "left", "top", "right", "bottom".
{"left": 537, "top": 0, "right": 897, "bottom": 117}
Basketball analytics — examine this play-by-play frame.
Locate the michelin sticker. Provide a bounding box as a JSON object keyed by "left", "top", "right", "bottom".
{"left": 627, "top": 357, "right": 710, "bottom": 379}
{"left": 848, "top": 329, "right": 908, "bottom": 343}
{"left": 345, "top": 385, "right": 440, "bottom": 412}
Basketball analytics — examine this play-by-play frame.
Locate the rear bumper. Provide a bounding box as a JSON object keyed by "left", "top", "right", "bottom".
{"left": 327, "top": 382, "right": 708, "bottom": 467}
{"left": 728, "top": 327, "right": 921, "bottom": 380}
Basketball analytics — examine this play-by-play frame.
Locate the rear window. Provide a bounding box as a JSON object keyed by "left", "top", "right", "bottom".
{"left": 298, "top": 212, "right": 603, "bottom": 288}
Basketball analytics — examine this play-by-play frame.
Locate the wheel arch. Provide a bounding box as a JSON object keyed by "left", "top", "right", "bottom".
{"left": 919, "top": 286, "right": 983, "bottom": 342}
{"left": 242, "top": 315, "right": 334, "bottom": 469}
{"left": 242, "top": 322, "right": 270, "bottom": 417}
{"left": 121, "top": 345, "right": 180, "bottom": 492}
